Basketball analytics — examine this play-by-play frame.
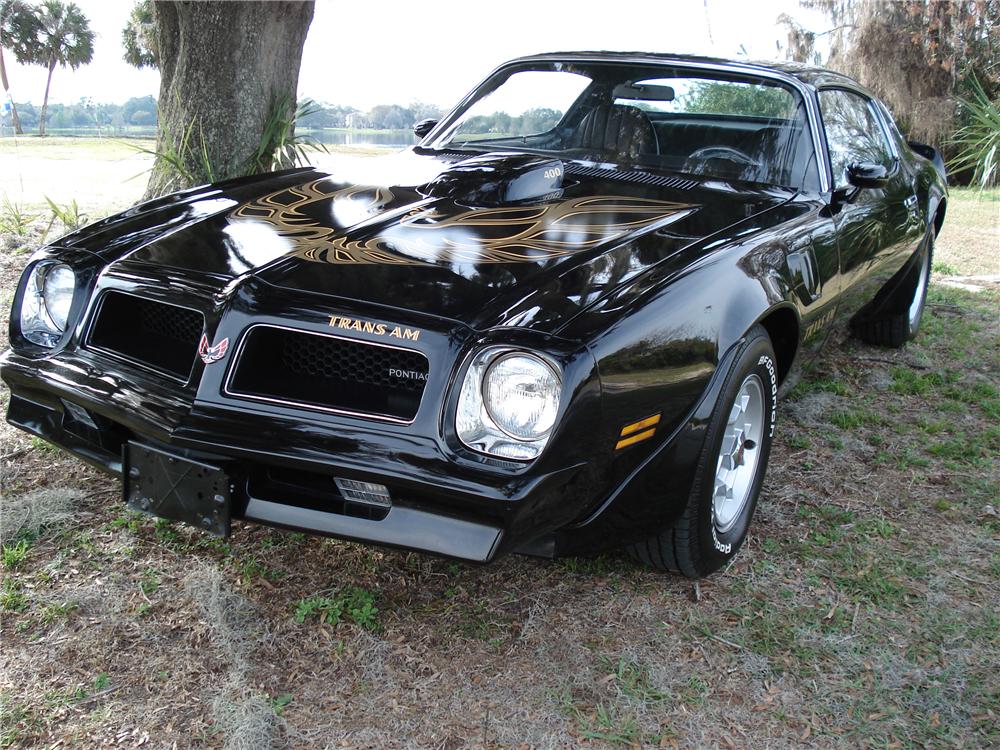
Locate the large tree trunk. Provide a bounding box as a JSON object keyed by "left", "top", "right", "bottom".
{"left": 38, "top": 57, "right": 55, "bottom": 136}
{"left": 145, "top": 1, "right": 314, "bottom": 198}
{"left": 0, "top": 46, "right": 24, "bottom": 134}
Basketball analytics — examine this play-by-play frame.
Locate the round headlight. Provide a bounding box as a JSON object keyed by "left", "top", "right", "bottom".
{"left": 42, "top": 264, "right": 76, "bottom": 331}
{"left": 483, "top": 353, "right": 561, "bottom": 441}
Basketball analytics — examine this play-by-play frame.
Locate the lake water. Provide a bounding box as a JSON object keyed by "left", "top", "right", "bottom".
{"left": 1, "top": 126, "right": 417, "bottom": 149}
{"left": 306, "top": 129, "right": 417, "bottom": 148}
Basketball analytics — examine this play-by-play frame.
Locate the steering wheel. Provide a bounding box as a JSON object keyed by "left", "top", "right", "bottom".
{"left": 685, "top": 146, "right": 760, "bottom": 169}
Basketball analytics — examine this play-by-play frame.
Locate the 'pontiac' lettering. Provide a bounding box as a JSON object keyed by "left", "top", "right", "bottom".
{"left": 388, "top": 368, "right": 428, "bottom": 381}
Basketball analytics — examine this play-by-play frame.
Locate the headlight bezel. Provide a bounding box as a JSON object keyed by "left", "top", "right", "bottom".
{"left": 15, "top": 259, "right": 79, "bottom": 350}
{"left": 455, "top": 346, "right": 564, "bottom": 462}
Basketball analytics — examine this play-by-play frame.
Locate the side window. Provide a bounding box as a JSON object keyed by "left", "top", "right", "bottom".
{"left": 819, "top": 89, "right": 894, "bottom": 189}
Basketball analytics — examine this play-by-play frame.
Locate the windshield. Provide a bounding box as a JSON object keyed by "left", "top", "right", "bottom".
{"left": 430, "top": 62, "right": 819, "bottom": 189}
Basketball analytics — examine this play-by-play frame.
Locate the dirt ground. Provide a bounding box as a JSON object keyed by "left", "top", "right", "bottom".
{"left": 1, "top": 142, "right": 998, "bottom": 749}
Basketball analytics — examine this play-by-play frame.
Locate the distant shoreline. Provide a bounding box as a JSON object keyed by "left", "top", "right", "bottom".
{"left": 1, "top": 126, "right": 415, "bottom": 139}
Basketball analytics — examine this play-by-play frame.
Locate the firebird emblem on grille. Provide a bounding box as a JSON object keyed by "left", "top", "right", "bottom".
{"left": 198, "top": 334, "right": 229, "bottom": 365}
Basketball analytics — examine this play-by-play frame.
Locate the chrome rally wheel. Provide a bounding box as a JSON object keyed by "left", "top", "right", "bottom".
{"left": 713, "top": 374, "right": 765, "bottom": 534}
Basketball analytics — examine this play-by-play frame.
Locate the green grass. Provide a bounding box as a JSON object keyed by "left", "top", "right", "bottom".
{"left": 791, "top": 376, "right": 852, "bottom": 398}
{"left": 139, "top": 569, "right": 160, "bottom": 596}
{"left": 932, "top": 261, "right": 959, "bottom": 275}
{"left": 293, "top": 587, "right": 378, "bottom": 630}
{"left": 0, "top": 695, "right": 41, "bottom": 750}
{"left": 29, "top": 436, "right": 59, "bottom": 454}
{"left": 39, "top": 600, "right": 79, "bottom": 625}
{"left": 889, "top": 367, "right": 948, "bottom": 396}
{"left": 828, "top": 407, "right": 885, "bottom": 430}
{"left": 599, "top": 656, "right": 667, "bottom": 704}
{"left": 557, "top": 689, "right": 645, "bottom": 747}
{"left": 0, "top": 580, "right": 28, "bottom": 612}
{"left": 270, "top": 692, "right": 293, "bottom": 716}
{"left": 1, "top": 540, "right": 30, "bottom": 569}
{"left": 927, "top": 431, "right": 997, "bottom": 465}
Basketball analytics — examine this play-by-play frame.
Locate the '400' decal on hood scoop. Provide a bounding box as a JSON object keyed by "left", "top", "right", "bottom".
{"left": 229, "top": 178, "right": 697, "bottom": 265}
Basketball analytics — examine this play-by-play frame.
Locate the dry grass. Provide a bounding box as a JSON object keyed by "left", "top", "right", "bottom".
{"left": 0, "top": 285, "right": 995, "bottom": 749}
{"left": 934, "top": 188, "right": 1000, "bottom": 277}
{"left": 185, "top": 565, "right": 283, "bottom": 750}
{"left": 0, "top": 489, "right": 77, "bottom": 543}
{"left": 0, "top": 142, "right": 998, "bottom": 748}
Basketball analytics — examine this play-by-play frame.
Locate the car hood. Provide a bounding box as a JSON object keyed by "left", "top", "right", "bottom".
{"left": 60, "top": 150, "right": 799, "bottom": 333}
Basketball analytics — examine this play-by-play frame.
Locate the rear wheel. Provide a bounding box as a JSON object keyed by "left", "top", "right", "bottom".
{"left": 627, "top": 325, "right": 777, "bottom": 577}
{"left": 853, "top": 234, "right": 933, "bottom": 348}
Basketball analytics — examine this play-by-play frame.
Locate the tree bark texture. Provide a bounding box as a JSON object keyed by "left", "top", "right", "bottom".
{"left": 145, "top": 0, "right": 314, "bottom": 198}
{"left": 38, "top": 56, "right": 54, "bottom": 136}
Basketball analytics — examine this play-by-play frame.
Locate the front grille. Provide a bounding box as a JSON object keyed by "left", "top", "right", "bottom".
{"left": 88, "top": 292, "right": 204, "bottom": 381}
{"left": 227, "top": 325, "right": 429, "bottom": 422}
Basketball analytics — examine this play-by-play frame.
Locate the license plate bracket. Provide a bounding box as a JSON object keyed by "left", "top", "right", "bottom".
{"left": 123, "top": 441, "right": 231, "bottom": 536}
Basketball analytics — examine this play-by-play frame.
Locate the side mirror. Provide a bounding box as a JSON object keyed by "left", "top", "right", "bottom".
{"left": 847, "top": 161, "right": 889, "bottom": 189}
{"left": 413, "top": 118, "right": 438, "bottom": 139}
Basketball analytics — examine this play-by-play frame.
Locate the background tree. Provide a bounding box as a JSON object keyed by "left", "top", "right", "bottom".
{"left": 681, "top": 80, "right": 794, "bottom": 117}
{"left": 34, "top": 0, "right": 94, "bottom": 136}
{"left": 141, "top": 1, "right": 314, "bottom": 198}
{"left": 0, "top": 0, "right": 41, "bottom": 134}
{"left": 121, "top": 93, "right": 156, "bottom": 125}
{"left": 121, "top": 0, "right": 155, "bottom": 69}
{"left": 781, "top": 0, "right": 999, "bottom": 147}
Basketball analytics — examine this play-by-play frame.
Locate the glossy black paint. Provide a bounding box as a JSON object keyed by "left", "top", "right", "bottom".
{"left": 1, "top": 52, "right": 947, "bottom": 561}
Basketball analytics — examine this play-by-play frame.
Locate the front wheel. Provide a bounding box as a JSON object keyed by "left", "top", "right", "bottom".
{"left": 627, "top": 325, "right": 777, "bottom": 577}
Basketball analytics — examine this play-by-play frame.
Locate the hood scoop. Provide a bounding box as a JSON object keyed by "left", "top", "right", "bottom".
{"left": 421, "top": 152, "right": 564, "bottom": 206}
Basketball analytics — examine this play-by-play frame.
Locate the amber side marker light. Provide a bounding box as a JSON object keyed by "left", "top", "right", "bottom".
{"left": 615, "top": 413, "right": 661, "bottom": 450}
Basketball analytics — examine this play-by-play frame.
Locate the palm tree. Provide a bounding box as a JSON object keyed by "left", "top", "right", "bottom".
{"left": 0, "top": 0, "right": 41, "bottom": 135}
{"left": 34, "top": 0, "right": 93, "bottom": 136}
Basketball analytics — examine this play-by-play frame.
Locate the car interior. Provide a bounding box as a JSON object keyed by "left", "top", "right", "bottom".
{"left": 441, "top": 64, "right": 822, "bottom": 190}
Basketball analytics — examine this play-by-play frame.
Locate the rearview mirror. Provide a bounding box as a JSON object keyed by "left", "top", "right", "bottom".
{"left": 612, "top": 83, "right": 675, "bottom": 101}
{"left": 847, "top": 162, "right": 889, "bottom": 189}
{"left": 413, "top": 118, "right": 438, "bottom": 139}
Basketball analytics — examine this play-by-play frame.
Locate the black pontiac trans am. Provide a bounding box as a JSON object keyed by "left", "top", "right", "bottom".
{"left": 2, "top": 53, "right": 947, "bottom": 577}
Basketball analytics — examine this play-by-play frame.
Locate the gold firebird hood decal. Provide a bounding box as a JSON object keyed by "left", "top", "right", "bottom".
{"left": 230, "top": 177, "right": 697, "bottom": 265}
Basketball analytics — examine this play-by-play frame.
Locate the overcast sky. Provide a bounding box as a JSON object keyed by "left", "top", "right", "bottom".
{"left": 2, "top": 0, "right": 828, "bottom": 110}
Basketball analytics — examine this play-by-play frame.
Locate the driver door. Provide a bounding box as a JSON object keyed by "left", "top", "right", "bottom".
{"left": 819, "top": 88, "right": 922, "bottom": 322}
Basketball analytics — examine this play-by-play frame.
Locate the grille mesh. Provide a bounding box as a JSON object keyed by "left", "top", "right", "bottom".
{"left": 229, "top": 326, "right": 429, "bottom": 421}
{"left": 281, "top": 333, "right": 426, "bottom": 393}
{"left": 88, "top": 292, "right": 203, "bottom": 381}
{"left": 137, "top": 298, "right": 203, "bottom": 344}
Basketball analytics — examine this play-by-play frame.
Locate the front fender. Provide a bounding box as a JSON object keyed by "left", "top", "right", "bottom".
{"left": 570, "top": 234, "right": 801, "bottom": 446}
{"left": 555, "top": 337, "right": 741, "bottom": 553}
{"left": 551, "top": 220, "right": 822, "bottom": 544}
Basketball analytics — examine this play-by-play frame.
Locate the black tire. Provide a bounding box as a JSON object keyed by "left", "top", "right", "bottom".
{"left": 853, "top": 234, "right": 933, "bottom": 348}
{"left": 627, "top": 325, "right": 777, "bottom": 577}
